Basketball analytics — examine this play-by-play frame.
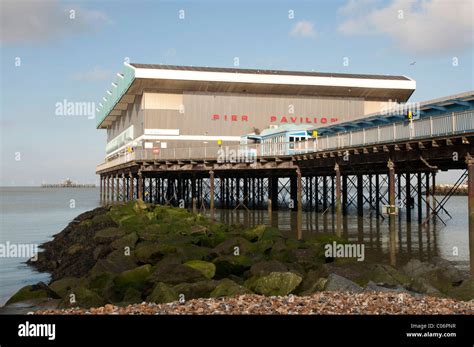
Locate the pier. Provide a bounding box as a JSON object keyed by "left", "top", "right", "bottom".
{"left": 97, "top": 105, "right": 474, "bottom": 275}
{"left": 93, "top": 63, "right": 474, "bottom": 276}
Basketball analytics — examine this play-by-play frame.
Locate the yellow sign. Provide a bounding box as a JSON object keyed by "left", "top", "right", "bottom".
{"left": 127, "top": 147, "right": 132, "bottom": 153}
{"left": 217, "top": 139, "right": 222, "bottom": 146}
{"left": 312, "top": 130, "right": 318, "bottom": 137}
{"left": 407, "top": 111, "right": 413, "bottom": 120}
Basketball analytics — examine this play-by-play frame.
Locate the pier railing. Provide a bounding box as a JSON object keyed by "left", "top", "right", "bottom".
{"left": 96, "top": 110, "right": 474, "bottom": 172}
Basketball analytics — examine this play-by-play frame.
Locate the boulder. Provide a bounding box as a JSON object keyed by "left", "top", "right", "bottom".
{"left": 250, "top": 260, "right": 289, "bottom": 277}
{"left": 213, "top": 237, "right": 254, "bottom": 255}
{"left": 90, "top": 249, "right": 137, "bottom": 275}
{"left": 148, "top": 263, "right": 206, "bottom": 284}
{"left": 94, "top": 228, "right": 125, "bottom": 243}
{"left": 246, "top": 272, "right": 302, "bottom": 296}
{"left": 121, "top": 287, "right": 143, "bottom": 305}
{"left": 173, "top": 280, "right": 219, "bottom": 300}
{"left": 135, "top": 242, "right": 175, "bottom": 264}
{"left": 183, "top": 260, "right": 216, "bottom": 279}
{"left": 175, "top": 244, "right": 212, "bottom": 262}
{"left": 133, "top": 199, "right": 148, "bottom": 214}
{"left": 111, "top": 232, "right": 138, "bottom": 250}
{"left": 446, "top": 279, "right": 474, "bottom": 301}
{"left": 146, "top": 282, "right": 179, "bottom": 303}
{"left": 300, "top": 278, "right": 327, "bottom": 296}
{"left": 210, "top": 279, "right": 252, "bottom": 298}
{"left": 59, "top": 286, "right": 107, "bottom": 308}
{"left": 49, "top": 277, "right": 85, "bottom": 297}
{"left": 213, "top": 255, "right": 253, "bottom": 278}
{"left": 114, "top": 264, "right": 152, "bottom": 294}
{"left": 324, "top": 273, "right": 363, "bottom": 293}
{"left": 137, "top": 224, "right": 163, "bottom": 241}
{"left": 368, "top": 264, "right": 411, "bottom": 287}
{"left": 87, "top": 272, "right": 117, "bottom": 302}
{"left": 6, "top": 282, "right": 60, "bottom": 305}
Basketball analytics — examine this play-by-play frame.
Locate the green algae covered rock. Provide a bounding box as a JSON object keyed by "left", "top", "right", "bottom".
{"left": 210, "top": 279, "right": 252, "bottom": 298}
{"left": 246, "top": 272, "right": 302, "bottom": 296}
{"left": 184, "top": 260, "right": 216, "bottom": 279}
{"left": 6, "top": 282, "right": 60, "bottom": 305}
{"left": 146, "top": 282, "right": 179, "bottom": 303}
{"left": 148, "top": 263, "right": 206, "bottom": 284}
{"left": 114, "top": 264, "right": 152, "bottom": 294}
{"left": 59, "top": 286, "right": 107, "bottom": 308}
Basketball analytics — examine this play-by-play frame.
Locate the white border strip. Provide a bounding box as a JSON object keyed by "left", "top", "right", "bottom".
{"left": 134, "top": 68, "right": 416, "bottom": 90}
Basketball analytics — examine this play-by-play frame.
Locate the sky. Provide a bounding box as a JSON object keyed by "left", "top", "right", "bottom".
{"left": 0, "top": 0, "right": 473, "bottom": 186}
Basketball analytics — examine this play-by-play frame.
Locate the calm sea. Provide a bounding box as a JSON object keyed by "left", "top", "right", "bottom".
{"left": 0, "top": 187, "right": 469, "bottom": 306}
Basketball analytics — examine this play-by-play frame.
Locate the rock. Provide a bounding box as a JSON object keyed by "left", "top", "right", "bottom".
{"left": 250, "top": 260, "right": 289, "bottom": 277}
{"left": 133, "top": 199, "right": 148, "bottom": 214}
{"left": 368, "top": 264, "right": 411, "bottom": 287}
{"left": 111, "top": 232, "right": 138, "bottom": 250}
{"left": 243, "top": 225, "right": 266, "bottom": 241}
{"left": 402, "top": 259, "right": 466, "bottom": 294}
{"left": 90, "top": 249, "right": 137, "bottom": 275}
{"left": 364, "top": 281, "right": 413, "bottom": 294}
{"left": 146, "top": 282, "right": 179, "bottom": 303}
{"left": 114, "top": 264, "right": 152, "bottom": 295}
{"left": 90, "top": 213, "right": 118, "bottom": 229}
{"left": 253, "top": 239, "right": 274, "bottom": 254}
{"left": 135, "top": 242, "right": 175, "bottom": 264}
{"left": 287, "top": 248, "right": 320, "bottom": 268}
{"left": 148, "top": 263, "right": 207, "bottom": 284}
{"left": 66, "top": 243, "right": 85, "bottom": 255}
{"left": 59, "top": 286, "right": 107, "bottom": 308}
{"left": 446, "top": 279, "right": 474, "bottom": 301}
{"left": 137, "top": 225, "right": 163, "bottom": 241}
{"left": 213, "top": 255, "right": 253, "bottom": 278}
{"left": 0, "top": 298, "right": 60, "bottom": 315}
{"left": 6, "top": 282, "right": 60, "bottom": 305}
{"left": 94, "top": 228, "right": 126, "bottom": 243}
{"left": 49, "top": 277, "right": 85, "bottom": 297}
{"left": 213, "top": 237, "right": 254, "bottom": 255}
{"left": 184, "top": 260, "right": 216, "bottom": 279}
{"left": 87, "top": 272, "right": 117, "bottom": 302}
{"left": 297, "top": 269, "right": 328, "bottom": 293}
{"left": 173, "top": 280, "right": 219, "bottom": 300}
{"left": 300, "top": 278, "right": 327, "bottom": 296}
{"left": 324, "top": 273, "right": 363, "bottom": 293}
{"left": 119, "top": 214, "right": 150, "bottom": 234}
{"left": 210, "top": 279, "right": 252, "bottom": 297}
{"left": 175, "top": 244, "right": 212, "bottom": 262}
{"left": 402, "top": 259, "right": 436, "bottom": 278}
{"left": 121, "top": 287, "right": 143, "bottom": 305}
{"left": 247, "top": 272, "right": 302, "bottom": 296}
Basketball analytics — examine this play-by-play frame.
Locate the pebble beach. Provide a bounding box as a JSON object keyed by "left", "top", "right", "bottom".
{"left": 34, "top": 292, "right": 474, "bottom": 315}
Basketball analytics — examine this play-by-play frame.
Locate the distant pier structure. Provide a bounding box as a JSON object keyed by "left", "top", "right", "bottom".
{"left": 41, "top": 178, "right": 95, "bottom": 188}
{"left": 93, "top": 63, "right": 474, "bottom": 277}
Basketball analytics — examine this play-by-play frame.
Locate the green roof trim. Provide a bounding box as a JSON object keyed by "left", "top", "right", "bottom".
{"left": 96, "top": 63, "right": 135, "bottom": 128}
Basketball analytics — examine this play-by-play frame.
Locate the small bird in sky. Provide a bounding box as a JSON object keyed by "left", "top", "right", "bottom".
{"left": 409, "top": 61, "right": 416, "bottom": 66}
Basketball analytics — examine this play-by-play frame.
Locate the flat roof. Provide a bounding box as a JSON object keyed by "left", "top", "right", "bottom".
{"left": 130, "top": 63, "right": 411, "bottom": 81}
{"left": 97, "top": 63, "right": 416, "bottom": 129}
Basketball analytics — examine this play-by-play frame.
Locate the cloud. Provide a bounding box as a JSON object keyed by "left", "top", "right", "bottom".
{"left": 337, "top": 0, "right": 473, "bottom": 54}
{"left": 0, "top": 0, "right": 112, "bottom": 44}
{"left": 72, "top": 66, "right": 113, "bottom": 82}
{"left": 290, "top": 20, "right": 317, "bottom": 38}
